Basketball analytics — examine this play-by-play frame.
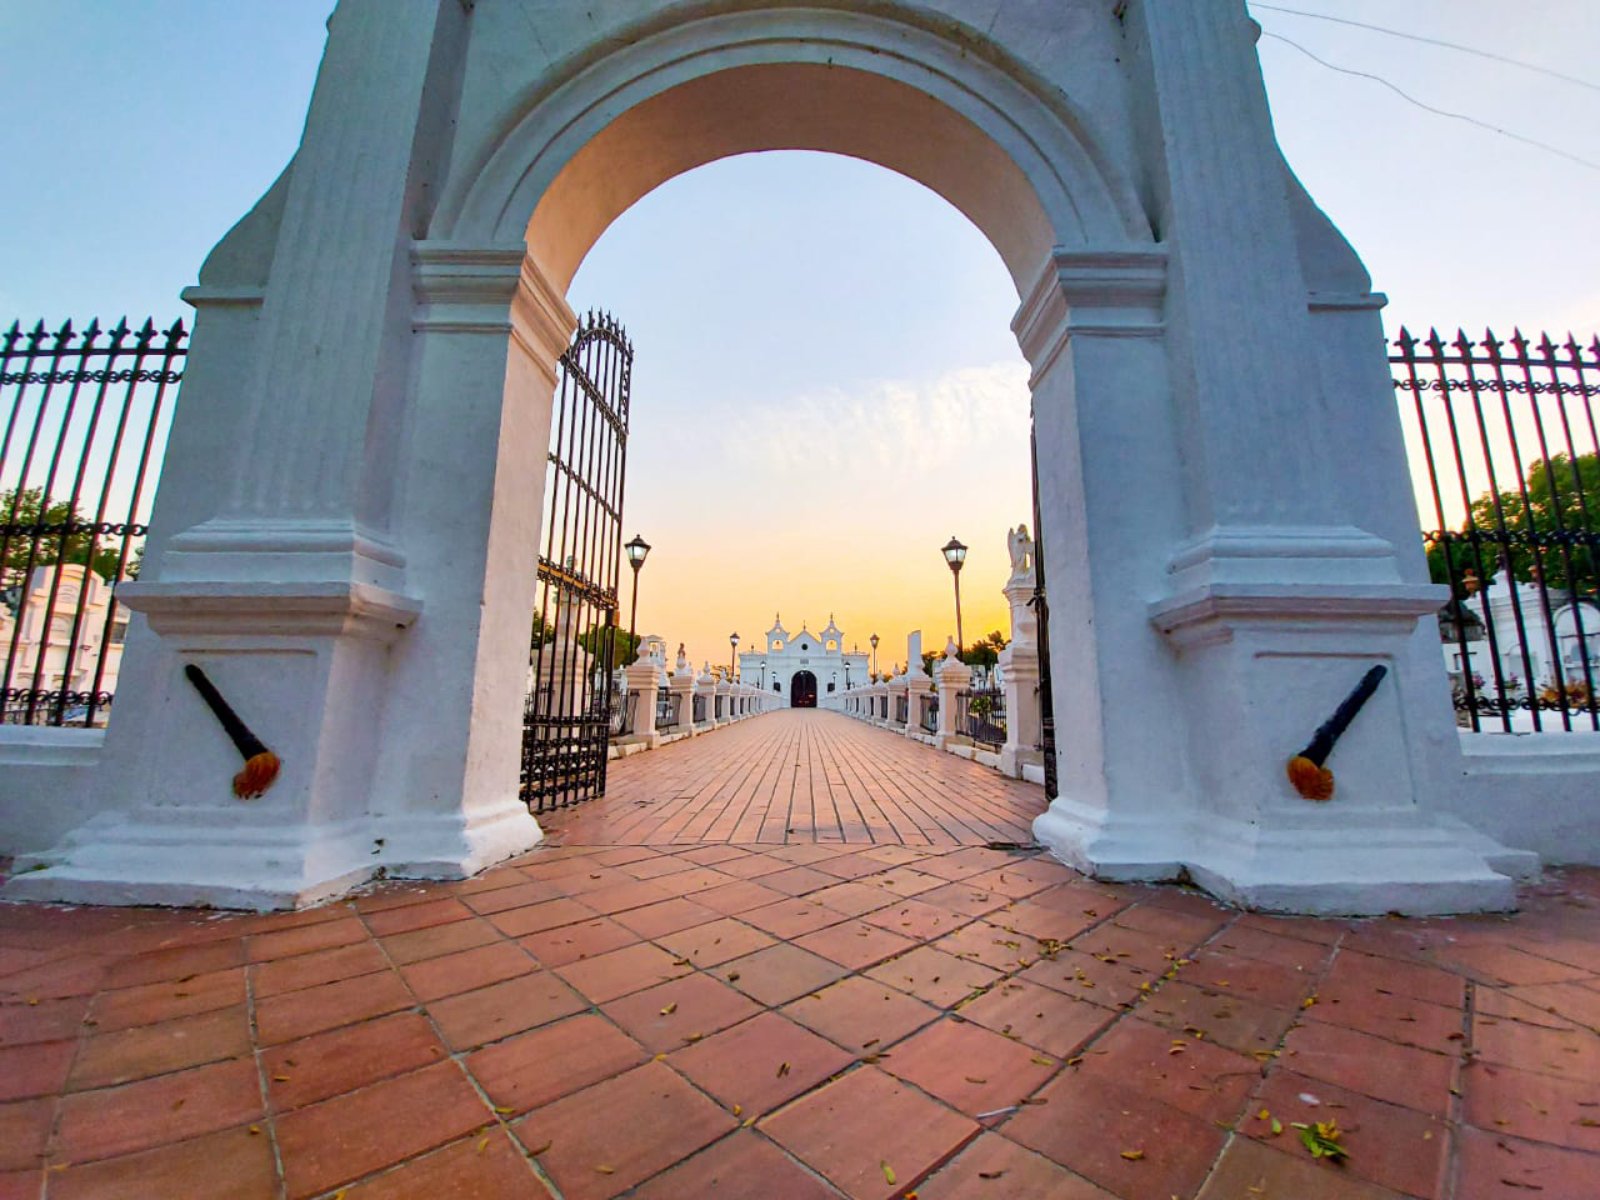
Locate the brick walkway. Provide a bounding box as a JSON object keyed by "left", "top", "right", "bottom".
{"left": 551, "top": 710, "right": 1041, "bottom": 846}
{"left": 2, "top": 715, "right": 1599, "bottom": 1198}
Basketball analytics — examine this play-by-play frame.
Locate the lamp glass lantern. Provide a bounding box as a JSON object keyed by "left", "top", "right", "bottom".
{"left": 941, "top": 536, "right": 967, "bottom": 654}
{"left": 623, "top": 534, "right": 651, "bottom": 655}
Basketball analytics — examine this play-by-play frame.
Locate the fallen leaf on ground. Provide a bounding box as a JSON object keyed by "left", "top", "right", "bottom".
{"left": 1292, "top": 1120, "right": 1350, "bottom": 1161}
{"left": 1120, "top": 1149, "right": 1145, "bottom": 1161}
{"left": 881, "top": 1161, "right": 897, "bottom": 1185}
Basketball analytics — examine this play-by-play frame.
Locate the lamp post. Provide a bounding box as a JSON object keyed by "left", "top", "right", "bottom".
{"left": 729, "top": 632, "right": 740, "bottom": 680}
{"left": 870, "top": 632, "right": 879, "bottom": 679}
{"left": 624, "top": 534, "right": 650, "bottom": 659}
{"left": 941, "top": 535, "right": 967, "bottom": 655}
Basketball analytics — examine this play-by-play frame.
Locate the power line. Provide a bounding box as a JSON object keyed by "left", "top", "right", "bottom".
{"left": 1262, "top": 32, "right": 1600, "bottom": 174}
{"left": 1252, "top": 2, "right": 1600, "bottom": 95}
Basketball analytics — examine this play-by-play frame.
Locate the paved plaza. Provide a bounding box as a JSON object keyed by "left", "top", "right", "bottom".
{"left": 2, "top": 711, "right": 1598, "bottom": 1199}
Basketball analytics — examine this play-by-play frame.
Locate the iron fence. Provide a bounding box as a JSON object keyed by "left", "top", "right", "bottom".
{"left": 1395, "top": 328, "right": 1600, "bottom": 731}
{"left": 959, "top": 686, "right": 1007, "bottom": 748}
{"left": 656, "top": 690, "right": 676, "bottom": 730}
{"left": 921, "top": 695, "right": 938, "bottom": 734}
{"left": 1, "top": 318, "right": 185, "bottom": 727}
{"left": 893, "top": 694, "right": 908, "bottom": 725}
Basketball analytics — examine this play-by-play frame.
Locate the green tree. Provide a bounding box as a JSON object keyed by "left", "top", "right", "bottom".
{"left": 577, "top": 624, "right": 641, "bottom": 667}
{"left": 959, "top": 630, "right": 1009, "bottom": 673}
{"left": 0, "top": 488, "right": 124, "bottom": 588}
{"left": 1426, "top": 453, "right": 1600, "bottom": 598}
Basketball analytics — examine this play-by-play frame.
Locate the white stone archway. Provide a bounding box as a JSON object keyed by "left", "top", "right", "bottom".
{"left": 8, "top": 0, "right": 1520, "bottom": 914}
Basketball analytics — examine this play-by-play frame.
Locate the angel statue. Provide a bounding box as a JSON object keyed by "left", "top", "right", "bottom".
{"left": 1007, "top": 524, "right": 1034, "bottom": 581}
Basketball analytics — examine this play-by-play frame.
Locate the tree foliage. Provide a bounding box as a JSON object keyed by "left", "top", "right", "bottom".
{"left": 1426, "top": 452, "right": 1600, "bottom": 598}
{"left": 1, "top": 488, "right": 125, "bottom": 589}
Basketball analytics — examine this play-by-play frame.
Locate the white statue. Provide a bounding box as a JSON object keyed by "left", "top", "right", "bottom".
{"left": 1007, "top": 523, "right": 1034, "bottom": 582}
{"left": 675, "top": 643, "right": 690, "bottom": 674}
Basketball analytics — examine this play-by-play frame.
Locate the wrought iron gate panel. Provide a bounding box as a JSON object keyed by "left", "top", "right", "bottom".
{"left": 521, "top": 313, "right": 632, "bottom": 813}
{"left": 1395, "top": 328, "right": 1600, "bottom": 732}
{"left": 0, "top": 318, "right": 185, "bottom": 726}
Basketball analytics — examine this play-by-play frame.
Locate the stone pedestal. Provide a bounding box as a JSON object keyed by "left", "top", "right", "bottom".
{"left": 622, "top": 661, "right": 661, "bottom": 748}
{"left": 668, "top": 674, "right": 695, "bottom": 737}
{"left": 906, "top": 672, "right": 934, "bottom": 739}
{"left": 934, "top": 651, "right": 972, "bottom": 751}
{"left": 999, "top": 575, "right": 1042, "bottom": 779}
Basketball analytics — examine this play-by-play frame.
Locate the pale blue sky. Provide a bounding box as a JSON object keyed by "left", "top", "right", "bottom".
{"left": 1, "top": 1, "right": 1595, "bottom": 663}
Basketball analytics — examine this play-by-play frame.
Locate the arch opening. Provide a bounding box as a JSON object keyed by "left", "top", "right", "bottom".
{"left": 436, "top": 7, "right": 1153, "bottom": 299}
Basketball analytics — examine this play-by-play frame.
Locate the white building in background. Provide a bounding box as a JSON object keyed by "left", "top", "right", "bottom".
{"left": 740, "top": 615, "right": 870, "bottom": 707}
{"left": 1443, "top": 574, "right": 1600, "bottom": 694}
{"left": 0, "top": 562, "right": 127, "bottom": 721}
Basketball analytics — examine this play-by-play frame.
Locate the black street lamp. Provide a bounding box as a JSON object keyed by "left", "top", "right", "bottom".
{"left": 941, "top": 535, "right": 967, "bottom": 655}
{"left": 729, "top": 631, "right": 740, "bottom": 680}
{"left": 624, "top": 534, "right": 651, "bottom": 657}
{"left": 869, "top": 632, "right": 879, "bottom": 679}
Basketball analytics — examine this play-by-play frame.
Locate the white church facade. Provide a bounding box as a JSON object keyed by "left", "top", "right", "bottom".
{"left": 740, "top": 616, "right": 870, "bottom": 707}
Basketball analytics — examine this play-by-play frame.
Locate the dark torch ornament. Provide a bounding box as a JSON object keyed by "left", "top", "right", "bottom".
{"left": 1286, "top": 665, "right": 1389, "bottom": 802}
{"left": 184, "top": 664, "right": 281, "bottom": 799}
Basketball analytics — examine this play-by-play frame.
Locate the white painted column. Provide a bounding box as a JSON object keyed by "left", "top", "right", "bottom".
{"left": 1021, "top": 1, "right": 1517, "bottom": 913}
{"left": 7, "top": 0, "right": 541, "bottom": 910}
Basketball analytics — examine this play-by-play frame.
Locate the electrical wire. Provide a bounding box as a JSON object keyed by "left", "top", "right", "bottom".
{"left": 1262, "top": 32, "right": 1600, "bottom": 173}
{"left": 1252, "top": 2, "right": 1600, "bottom": 95}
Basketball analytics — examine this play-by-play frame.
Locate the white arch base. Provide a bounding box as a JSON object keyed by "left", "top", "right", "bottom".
{"left": 0, "top": 0, "right": 1540, "bottom": 915}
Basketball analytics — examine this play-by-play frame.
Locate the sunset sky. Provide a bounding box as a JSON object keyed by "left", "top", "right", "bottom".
{"left": 1, "top": 1, "right": 1596, "bottom": 671}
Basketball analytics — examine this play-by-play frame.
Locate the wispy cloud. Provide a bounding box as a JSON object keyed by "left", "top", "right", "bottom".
{"left": 718, "top": 361, "right": 1031, "bottom": 481}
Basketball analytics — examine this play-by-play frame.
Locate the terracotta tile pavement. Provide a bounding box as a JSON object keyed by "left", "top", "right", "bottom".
{"left": 0, "top": 711, "right": 1597, "bottom": 1196}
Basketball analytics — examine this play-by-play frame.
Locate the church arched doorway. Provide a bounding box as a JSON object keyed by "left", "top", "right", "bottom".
{"left": 790, "top": 671, "right": 817, "bottom": 709}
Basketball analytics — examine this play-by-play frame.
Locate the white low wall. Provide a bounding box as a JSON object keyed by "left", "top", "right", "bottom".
{"left": 0, "top": 727, "right": 112, "bottom": 858}
{"left": 1452, "top": 731, "right": 1600, "bottom": 866}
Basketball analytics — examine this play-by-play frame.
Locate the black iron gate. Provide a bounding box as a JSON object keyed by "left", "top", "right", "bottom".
{"left": 1, "top": 318, "right": 185, "bottom": 726}
{"left": 521, "top": 313, "right": 632, "bottom": 813}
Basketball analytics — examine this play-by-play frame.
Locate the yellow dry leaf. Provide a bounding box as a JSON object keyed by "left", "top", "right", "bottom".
{"left": 776, "top": 1061, "right": 791, "bottom": 1077}
{"left": 248, "top": 1125, "right": 261, "bottom": 1136}
{"left": 493, "top": 1105, "right": 514, "bottom": 1115}
{"left": 1030, "top": 1056, "right": 1053, "bottom": 1067}
{"left": 1120, "top": 1149, "right": 1145, "bottom": 1162}
{"left": 660, "top": 1002, "right": 677, "bottom": 1016}
{"left": 476, "top": 1136, "right": 490, "bottom": 1153}
{"left": 595, "top": 1165, "right": 615, "bottom": 1175}
{"left": 881, "top": 1161, "right": 897, "bottom": 1185}
{"left": 527, "top": 1141, "right": 553, "bottom": 1156}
